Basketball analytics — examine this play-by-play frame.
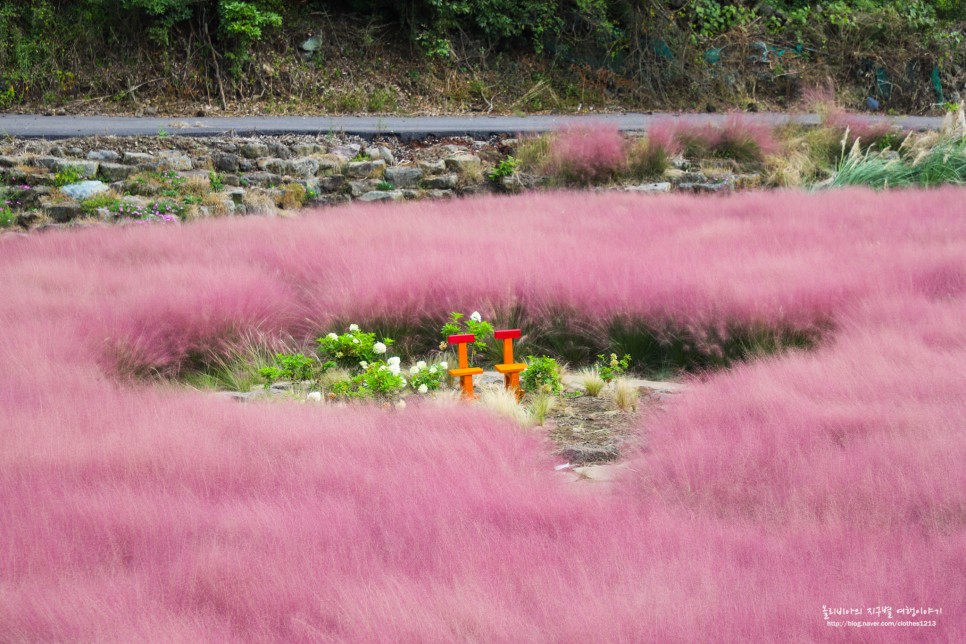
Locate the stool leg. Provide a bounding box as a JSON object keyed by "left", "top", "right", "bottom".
{"left": 461, "top": 375, "right": 475, "bottom": 400}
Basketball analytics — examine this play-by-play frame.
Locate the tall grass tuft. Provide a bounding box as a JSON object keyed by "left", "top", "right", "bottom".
{"left": 545, "top": 123, "right": 626, "bottom": 185}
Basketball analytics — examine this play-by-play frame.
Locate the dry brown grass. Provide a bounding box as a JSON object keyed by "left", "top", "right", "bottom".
{"left": 183, "top": 175, "right": 212, "bottom": 197}
{"left": 201, "top": 193, "right": 233, "bottom": 217}
{"left": 242, "top": 190, "right": 277, "bottom": 215}
{"left": 276, "top": 183, "right": 307, "bottom": 210}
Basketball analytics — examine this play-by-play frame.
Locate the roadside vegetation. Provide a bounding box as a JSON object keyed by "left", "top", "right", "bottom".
{"left": 1, "top": 1, "right": 963, "bottom": 115}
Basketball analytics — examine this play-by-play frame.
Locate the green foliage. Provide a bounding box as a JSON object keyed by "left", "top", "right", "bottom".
{"left": 259, "top": 352, "right": 317, "bottom": 384}
{"left": 208, "top": 170, "right": 224, "bottom": 191}
{"left": 329, "top": 359, "right": 406, "bottom": 400}
{"left": 521, "top": 355, "right": 562, "bottom": 394}
{"left": 441, "top": 311, "right": 493, "bottom": 358}
{"left": 0, "top": 204, "right": 15, "bottom": 228}
{"left": 407, "top": 361, "right": 444, "bottom": 393}
{"left": 316, "top": 325, "right": 394, "bottom": 369}
{"left": 80, "top": 192, "right": 120, "bottom": 216}
{"left": 488, "top": 156, "right": 518, "bottom": 181}
{"left": 376, "top": 180, "right": 395, "bottom": 191}
{"left": 53, "top": 166, "right": 81, "bottom": 187}
{"left": 596, "top": 352, "right": 631, "bottom": 382}
{"left": 692, "top": 0, "right": 757, "bottom": 39}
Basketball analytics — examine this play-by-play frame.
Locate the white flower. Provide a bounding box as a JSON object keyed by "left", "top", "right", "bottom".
{"left": 409, "top": 366, "right": 419, "bottom": 375}
{"left": 372, "top": 342, "right": 387, "bottom": 354}
{"left": 306, "top": 391, "right": 322, "bottom": 402}
{"left": 429, "top": 366, "right": 438, "bottom": 374}
{"left": 470, "top": 311, "right": 482, "bottom": 323}
{"left": 387, "top": 356, "right": 400, "bottom": 366}
{"left": 349, "top": 324, "right": 359, "bottom": 332}
{"left": 388, "top": 364, "right": 400, "bottom": 376}
{"left": 418, "top": 384, "right": 428, "bottom": 394}
{"left": 416, "top": 360, "right": 427, "bottom": 369}
{"left": 379, "top": 365, "right": 387, "bottom": 371}
{"left": 335, "top": 352, "right": 343, "bottom": 358}
{"left": 359, "top": 361, "right": 368, "bottom": 369}
{"left": 395, "top": 399, "right": 406, "bottom": 410}
{"left": 439, "top": 361, "right": 448, "bottom": 370}
{"left": 326, "top": 333, "right": 338, "bottom": 340}
{"left": 352, "top": 338, "right": 360, "bottom": 344}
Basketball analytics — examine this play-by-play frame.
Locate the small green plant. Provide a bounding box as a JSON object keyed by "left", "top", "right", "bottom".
{"left": 376, "top": 180, "right": 395, "bottom": 191}
{"left": 259, "top": 352, "right": 318, "bottom": 384}
{"left": 578, "top": 367, "right": 605, "bottom": 397}
{"left": 330, "top": 357, "right": 407, "bottom": 400}
{"left": 305, "top": 186, "right": 319, "bottom": 201}
{"left": 209, "top": 170, "right": 224, "bottom": 191}
{"left": 521, "top": 355, "right": 562, "bottom": 394}
{"left": 596, "top": 353, "right": 631, "bottom": 383}
{"left": 79, "top": 192, "right": 120, "bottom": 216}
{"left": 440, "top": 311, "right": 493, "bottom": 361}
{"left": 157, "top": 127, "right": 169, "bottom": 138}
{"left": 317, "top": 324, "right": 394, "bottom": 368}
{"left": 528, "top": 392, "right": 555, "bottom": 425}
{"left": 53, "top": 166, "right": 81, "bottom": 187}
{"left": 351, "top": 151, "right": 371, "bottom": 162}
{"left": 182, "top": 194, "right": 202, "bottom": 205}
{"left": 408, "top": 360, "right": 445, "bottom": 393}
{"left": 488, "top": 156, "right": 518, "bottom": 181}
{"left": 0, "top": 204, "right": 15, "bottom": 228}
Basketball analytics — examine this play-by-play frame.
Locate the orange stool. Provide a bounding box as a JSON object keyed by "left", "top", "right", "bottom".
{"left": 448, "top": 333, "right": 484, "bottom": 399}
{"left": 493, "top": 329, "right": 527, "bottom": 400}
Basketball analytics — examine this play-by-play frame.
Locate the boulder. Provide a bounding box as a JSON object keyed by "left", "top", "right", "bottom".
{"left": 366, "top": 145, "right": 395, "bottom": 165}
{"left": 292, "top": 143, "right": 323, "bottom": 156}
{"left": 330, "top": 143, "right": 361, "bottom": 160}
{"left": 286, "top": 157, "right": 320, "bottom": 178}
{"left": 418, "top": 159, "right": 446, "bottom": 174}
{"left": 53, "top": 160, "right": 99, "bottom": 179}
{"left": 157, "top": 152, "right": 193, "bottom": 171}
{"left": 319, "top": 175, "right": 346, "bottom": 193}
{"left": 444, "top": 154, "right": 482, "bottom": 175}
{"left": 240, "top": 142, "right": 269, "bottom": 159}
{"left": 122, "top": 152, "right": 154, "bottom": 166}
{"left": 42, "top": 201, "right": 83, "bottom": 223}
{"left": 87, "top": 150, "right": 121, "bottom": 163}
{"left": 385, "top": 166, "right": 422, "bottom": 188}
{"left": 357, "top": 190, "right": 404, "bottom": 203}
{"left": 98, "top": 163, "right": 138, "bottom": 182}
{"left": 423, "top": 174, "right": 458, "bottom": 190}
{"left": 60, "top": 180, "right": 109, "bottom": 201}
{"left": 316, "top": 154, "right": 345, "bottom": 176}
{"left": 213, "top": 152, "right": 241, "bottom": 173}
{"left": 346, "top": 159, "right": 386, "bottom": 179}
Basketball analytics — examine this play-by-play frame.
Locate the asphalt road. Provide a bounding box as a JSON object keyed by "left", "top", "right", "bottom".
{"left": 0, "top": 112, "right": 944, "bottom": 139}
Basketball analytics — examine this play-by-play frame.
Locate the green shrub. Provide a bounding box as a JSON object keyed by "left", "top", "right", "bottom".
{"left": 53, "top": 166, "right": 81, "bottom": 187}
{"left": 488, "top": 156, "right": 518, "bottom": 181}
{"left": 521, "top": 355, "right": 562, "bottom": 394}
{"left": 596, "top": 353, "right": 631, "bottom": 383}
{"left": 259, "top": 352, "right": 318, "bottom": 384}
{"left": 317, "top": 325, "right": 394, "bottom": 369}
{"left": 80, "top": 192, "right": 120, "bottom": 215}
{"left": 329, "top": 358, "right": 407, "bottom": 400}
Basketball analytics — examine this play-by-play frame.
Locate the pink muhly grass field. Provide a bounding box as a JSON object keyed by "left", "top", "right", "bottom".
{"left": 1, "top": 188, "right": 965, "bottom": 641}
{"left": 545, "top": 122, "right": 627, "bottom": 184}
{"left": 647, "top": 113, "right": 779, "bottom": 161}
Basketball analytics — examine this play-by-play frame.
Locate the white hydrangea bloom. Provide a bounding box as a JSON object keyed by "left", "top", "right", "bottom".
{"left": 326, "top": 333, "right": 338, "bottom": 340}
{"left": 416, "top": 360, "right": 427, "bottom": 369}
{"left": 439, "top": 361, "right": 448, "bottom": 370}
{"left": 470, "top": 311, "right": 482, "bottom": 322}
{"left": 387, "top": 356, "right": 400, "bottom": 366}
{"left": 429, "top": 366, "right": 438, "bottom": 374}
{"left": 306, "top": 391, "right": 322, "bottom": 402}
{"left": 388, "top": 364, "right": 400, "bottom": 376}
{"left": 349, "top": 324, "right": 359, "bottom": 332}
{"left": 372, "top": 342, "right": 387, "bottom": 354}
{"left": 409, "top": 366, "right": 419, "bottom": 375}
{"left": 352, "top": 338, "right": 360, "bottom": 344}
{"left": 417, "top": 384, "right": 428, "bottom": 394}
{"left": 359, "top": 361, "right": 369, "bottom": 369}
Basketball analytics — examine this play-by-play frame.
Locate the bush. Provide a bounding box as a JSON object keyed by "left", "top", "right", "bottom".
{"left": 546, "top": 124, "right": 626, "bottom": 185}
{"left": 521, "top": 355, "right": 562, "bottom": 394}
{"left": 317, "top": 325, "right": 394, "bottom": 369}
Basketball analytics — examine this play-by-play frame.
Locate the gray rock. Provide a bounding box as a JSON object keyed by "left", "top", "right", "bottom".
{"left": 33, "top": 156, "right": 62, "bottom": 170}
{"left": 427, "top": 189, "right": 455, "bottom": 199}
{"left": 367, "top": 145, "right": 395, "bottom": 165}
{"left": 87, "top": 150, "right": 121, "bottom": 163}
{"left": 624, "top": 182, "right": 672, "bottom": 193}
{"left": 221, "top": 174, "right": 241, "bottom": 187}
{"left": 0, "top": 156, "right": 19, "bottom": 167}
{"left": 52, "top": 160, "right": 99, "bottom": 179}
{"left": 418, "top": 159, "right": 446, "bottom": 174}
{"left": 122, "top": 151, "right": 154, "bottom": 166}
{"left": 357, "top": 190, "right": 404, "bottom": 202}
{"left": 98, "top": 163, "right": 138, "bottom": 181}
{"left": 558, "top": 444, "right": 620, "bottom": 464}
{"left": 157, "top": 152, "right": 192, "bottom": 171}
{"left": 319, "top": 175, "right": 346, "bottom": 192}
{"left": 213, "top": 152, "right": 241, "bottom": 173}
{"left": 677, "top": 181, "right": 733, "bottom": 193}
{"left": 267, "top": 142, "right": 292, "bottom": 159}
{"left": 444, "top": 154, "right": 482, "bottom": 175}
{"left": 348, "top": 180, "right": 380, "bottom": 197}
{"left": 259, "top": 158, "right": 286, "bottom": 174}
{"left": 346, "top": 159, "right": 386, "bottom": 179}
{"left": 423, "top": 173, "right": 458, "bottom": 189}
{"left": 240, "top": 142, "right": 269, "bottom": 159}
{"left": 330, "top": 144, "right": 361, "bottom": 160}
{"left": 66, "top": 147, "right": 84, "bottom": 157}
{"left": 60, "top": 180, "right": 109, "bottom": 201}
{"left": 401, "top": 189, "right": 422, "bottom": 200}
{"left": 241, "top": 172, "right": 282, "bottom": 187}
{"left": 385, "top": 166, "right": 423, "bottom": 188}
{"left": 225, "top": 187, "right": 247, "bottom": 205}
{"left": 49, "top": 146, "right": 65, "bottom": 157}
{"left": 286, "top": 157, "right": 320, "bottom": 178}
{"left": 292, "top": 143, "right": 322, "bottom": 156}
{"left": 316, "top": 154, "right": 345, "bottom": 176}
{"left": 43, "top": 201, "right": 84, "bottom": 223}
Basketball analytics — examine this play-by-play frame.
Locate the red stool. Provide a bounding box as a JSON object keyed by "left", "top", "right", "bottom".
{"left": 493, "top": 329, "right": 527, "bottom": 400}
{"left": 447, "top": 334, "right": 484, "bottom": 399}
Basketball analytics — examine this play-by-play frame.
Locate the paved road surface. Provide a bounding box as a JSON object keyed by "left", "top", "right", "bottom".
{"left": 0, "top": 112, "right": 944, "bottom": 139}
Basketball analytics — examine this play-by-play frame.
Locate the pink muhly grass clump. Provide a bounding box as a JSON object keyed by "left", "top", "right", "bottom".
{"left": 825, "top": 109, "right": 897, "bottom": 148}
{"left": 546, "top": 122, "right": 627, "bottom": 184}
{"left": 0, "top": 187, "right": 965, "bottom": 640}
